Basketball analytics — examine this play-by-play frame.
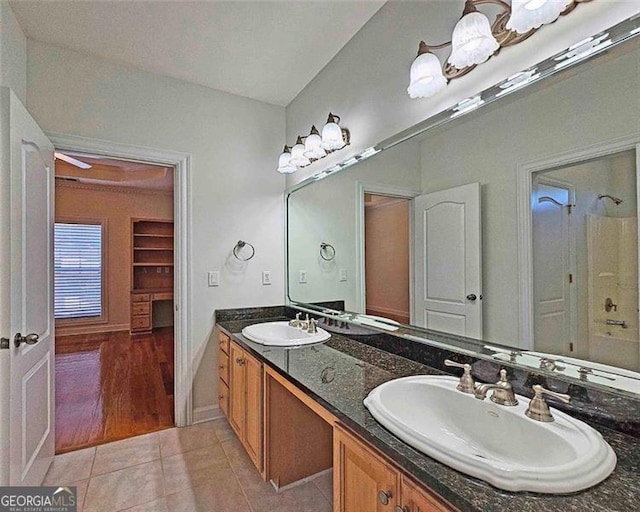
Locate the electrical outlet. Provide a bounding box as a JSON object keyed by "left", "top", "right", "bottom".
{"left": 208, "top": 271, "right": 220, "bottom": 287}
{"left": 262, "top": 270, "right": 272, "bottom": 285}
{"left": 156, "top": 267, "right": 162, "bottom": 273}
{"left": 339, "top": 268, "right": 348, "bottom": 282}
{"left": 299, "top": 270, "right": 307, "bottom": 284}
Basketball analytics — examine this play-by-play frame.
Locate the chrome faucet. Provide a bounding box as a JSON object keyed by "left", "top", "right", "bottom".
{"left": 307, "top": 318, "right": 318, "bottom": 334}
{"left": 474, "top": 369, "right": 518, "bottom": 406}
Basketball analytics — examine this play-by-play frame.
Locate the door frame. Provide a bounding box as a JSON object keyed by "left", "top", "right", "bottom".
{"left": 516, "top": 133, "right": 640, "bottom": 350}
{"left": 355, "top": 182, "right": 420, "bottom": 317}
{"left": 48, "top": 132, "right": 193, "bottom": 427}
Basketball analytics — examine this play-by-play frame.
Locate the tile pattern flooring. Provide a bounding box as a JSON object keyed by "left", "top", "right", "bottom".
{"left": 44, "top": 418, "right": 332, "bottom": 512}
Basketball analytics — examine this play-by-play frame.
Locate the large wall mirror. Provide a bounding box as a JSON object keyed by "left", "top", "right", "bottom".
{"left": 286, "top": 16, "right": 640, "bottom": 396}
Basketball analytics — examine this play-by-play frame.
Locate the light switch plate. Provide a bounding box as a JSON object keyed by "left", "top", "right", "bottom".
{"left": 208, "top": 271, "right": 220, "bottom": 287}
{"left": 262, "top": 270, "right": 272, "bottom": 285}
{"left": 299, "top": 270, "right": 307, "bottom": 284}
{"left": 339, "top": 268, "right": 348, "bottom": 282}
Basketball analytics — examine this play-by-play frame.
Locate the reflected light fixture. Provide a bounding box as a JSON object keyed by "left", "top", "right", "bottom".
{"left": 408, "top": 0, "right": 588, "bottom": 99}
{"left": 276, "top": 113, "right": 350, "bottom": 173}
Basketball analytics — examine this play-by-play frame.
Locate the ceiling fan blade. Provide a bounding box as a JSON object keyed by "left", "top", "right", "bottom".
{"left": 54, "top": 152, "right": 92, "bottom": 169}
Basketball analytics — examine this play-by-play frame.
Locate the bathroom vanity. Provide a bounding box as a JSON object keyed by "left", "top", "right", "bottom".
{"left": 215, "top": 307, "right": 640, "bottom": 512}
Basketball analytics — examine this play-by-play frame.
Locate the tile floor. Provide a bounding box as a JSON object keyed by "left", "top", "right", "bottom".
{"left": 44, "top": 418, "right": 333, "bottom": 512}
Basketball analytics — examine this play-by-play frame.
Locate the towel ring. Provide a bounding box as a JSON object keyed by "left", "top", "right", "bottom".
{"left": 320, "top": 242, "right": 336, "bottom": 261}
{"left": 233, "top": 240, "right": 255, "bottom": 261}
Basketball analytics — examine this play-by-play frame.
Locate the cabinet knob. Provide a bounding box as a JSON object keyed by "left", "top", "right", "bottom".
{"left": 219, "top": 364, "right": 224, "bottom": 369}
{"left": 218, "top": 395, "right": 224, "bottom": 400}
{"left": 378, "top": 490, "right": 392, "bottom": 506}
{"left": 236, "top": 358, "right": 245, "bottom": 366}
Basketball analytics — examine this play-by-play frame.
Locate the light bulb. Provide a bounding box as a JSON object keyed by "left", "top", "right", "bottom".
{"left": 303, "top": 126, "right": 327, "bottom": 159}
{"left": 289, "top": 137, "right": 310, "bottom": 167}
{"left": 321, "top": 113, "right": 346, "bottom": 151}
{"left": 277, "top": 146, "right": 296, "bottom": 174}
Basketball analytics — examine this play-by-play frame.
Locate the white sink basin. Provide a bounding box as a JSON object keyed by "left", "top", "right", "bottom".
{"left": 242, "top": 321, "right": 330, "bottom": 347}
{"left": 364, "top": 376, "right": 616, "bottom": 494}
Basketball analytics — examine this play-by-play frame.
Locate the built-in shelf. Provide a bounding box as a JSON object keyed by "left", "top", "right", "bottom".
{"left": 131, "top": 219, "right": 175, "bottom": 334}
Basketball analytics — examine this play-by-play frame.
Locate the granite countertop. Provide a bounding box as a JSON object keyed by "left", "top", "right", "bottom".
{"left": 217, "top": 317, "right": 640, "bottom": 512}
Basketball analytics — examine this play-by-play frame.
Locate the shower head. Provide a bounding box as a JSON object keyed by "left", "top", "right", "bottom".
{"left": 598, "top": 194, "right": 624, "bottom": 206}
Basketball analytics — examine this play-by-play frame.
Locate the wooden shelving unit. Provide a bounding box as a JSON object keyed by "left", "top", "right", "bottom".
{"left": 130, "top": 219, "right": 174, "bottom": 334}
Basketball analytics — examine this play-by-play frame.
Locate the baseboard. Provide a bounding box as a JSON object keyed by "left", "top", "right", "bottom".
{"left": 270, "top": 467, "right": 333, "bottom": 493}
{"left": 193, "top": 405, "right": 222, "bottom": 424}
{"left": 55, "top": 323, "right": 130, "bottom": 336}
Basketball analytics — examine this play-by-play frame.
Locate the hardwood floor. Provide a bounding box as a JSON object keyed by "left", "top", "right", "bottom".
{"left": 55, "top": 327, "right": 174, "bottom": 454}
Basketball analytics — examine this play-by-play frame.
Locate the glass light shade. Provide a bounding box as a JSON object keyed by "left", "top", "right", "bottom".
{"left": 448, "top": 12, "right": 499, "bottom": 69}
{"left": 506, "top": 0, "right": 572, "bottom": 34}
{"left": 277, "top": 150, "right": 296, "bottom": 174}
{"left": 321, "top": 122, "right": 345, "bottom": 151}
{"left": 407, "top": 51, "right": 447, "bottom": 99}
{"left": 303, "top": 133, "right": 326, "bottom": 159}
{"left": 290, "top": 141, "right": 311, "bottom": 167}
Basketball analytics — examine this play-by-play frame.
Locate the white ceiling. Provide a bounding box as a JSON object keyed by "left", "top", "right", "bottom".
{"left": 10, "top": 0, "right": 385, "bottom": 106}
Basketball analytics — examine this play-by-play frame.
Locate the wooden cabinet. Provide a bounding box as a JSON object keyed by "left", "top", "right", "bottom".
{"left": 218, "top": 332, "right": 230, "bottom": 418}
{"left": 130, "top": 219, "right": 174, "bottom": 334}
{"left": 228, "top": 340, "right": 263, "bottom": 472}
{"left": 334, "top": 425, "right": 456, "bottom": 512}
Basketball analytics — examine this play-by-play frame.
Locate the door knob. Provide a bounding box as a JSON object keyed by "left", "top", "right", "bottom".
{"left": 466, "top": 293, "right": 477, "bottom": 301}
{"left": 14, "top": 333, "right": 40, "bottom": 348}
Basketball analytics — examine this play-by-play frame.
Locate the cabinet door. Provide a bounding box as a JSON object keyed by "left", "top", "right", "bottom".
{"left": 229, "top": 342, "right": 246, "bottom": 439}
{"left": 400, "top": 476, "right": 455, "bottom": 512}
{"left": 243, "top": 352, "right": 263, "bottom": 471}
{"left": 335, "top": 426, "right": 398, "bottom": 512}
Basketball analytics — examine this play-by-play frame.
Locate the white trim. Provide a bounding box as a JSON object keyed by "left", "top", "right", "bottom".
{"left": 355, "top": 182, "right": 420, "bottom": 315}
{"left": 48, "top": 132, "right": 193, "bottom": 427}
{"left": 193, "top": 405, "right": 222, "bottom": 424}
{"left": 517, "top": 133, "right": 640, "bottom": 350}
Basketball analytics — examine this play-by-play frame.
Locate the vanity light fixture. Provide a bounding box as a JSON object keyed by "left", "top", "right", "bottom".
{"left": 408, "top": 0, "right": 590, "bottom": 99}
{"left": 276, "top": 113, "right": 350, "bottom": 173}
{"left": 277, "top": 145, "right": 297, "bottom": 174}
{"left": 289, "top": 136, "right": 311, "bottom": 168}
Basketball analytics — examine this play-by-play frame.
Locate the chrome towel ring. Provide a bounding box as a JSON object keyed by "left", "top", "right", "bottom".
{"left": 320, "top": 242, "right": 336, "bottom": 261}
{"left": 233, "top": 240, "right": 255, "bottom": 261}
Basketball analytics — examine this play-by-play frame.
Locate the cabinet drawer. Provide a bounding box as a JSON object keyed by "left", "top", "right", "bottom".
{"left": 132, "top": 293, "right": 151, "bottom": 302}
{"left": 218, "top": 332, "right": 230, "bottom": 354}
{"left": 131, "top": 302, "right": 150, "bottom": 316}
{"left": 152, "top": 292, "right": 173, "bottom": 301}
{"left": 219, "top": 380, "right": 229, "bottom": 418}
{"left": 131, "top": 315, "right": 151, "bottom": 330}
{"left": 219, "top": 349, "right": 230, "bottom": 384}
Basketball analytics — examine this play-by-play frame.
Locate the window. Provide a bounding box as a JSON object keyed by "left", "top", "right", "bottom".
{"left": 54, "top": 222, "right": 104, "bottom": 320}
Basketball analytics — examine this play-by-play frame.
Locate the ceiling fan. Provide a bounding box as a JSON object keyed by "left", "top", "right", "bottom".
{"left": 54, "top": 152, "right": 92, "bottom": 169}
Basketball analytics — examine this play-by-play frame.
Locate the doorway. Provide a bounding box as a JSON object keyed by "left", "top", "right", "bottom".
{"left": 54, "top": 152, "right": 176, "bottom": 453}
{"left": 364, "top": 194, "right": 411, "bottom": 324}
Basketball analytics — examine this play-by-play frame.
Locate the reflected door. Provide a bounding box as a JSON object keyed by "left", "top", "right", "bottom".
{"left": 413, "top": 183, "right": 482, "bottom": 338}
{"left": 1, "top": 89, "right": 55, "bottom": 485}
{"left": 532, "top": 180, "right": 574, "bottom": 355}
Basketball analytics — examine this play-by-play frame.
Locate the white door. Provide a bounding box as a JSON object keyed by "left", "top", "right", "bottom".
{"left": 413, "top": 183, "right": 482, "bottom": 338}
{"left": 532, "top": 180, "right": 574, "bottom": 354}
{"left": 0, "top": 88, "right": 55, "bottom": 485}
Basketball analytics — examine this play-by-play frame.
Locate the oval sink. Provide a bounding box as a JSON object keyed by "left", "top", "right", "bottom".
{"left": 242, "top": 321, "right": 330, "bottom": 347}
{"left": 364, "top": 376, "right": 616, "bottom": 494}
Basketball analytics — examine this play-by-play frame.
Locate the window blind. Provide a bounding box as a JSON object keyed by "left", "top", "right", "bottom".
{"left": 54, "top": 223, "right": 103, "bottom": 320}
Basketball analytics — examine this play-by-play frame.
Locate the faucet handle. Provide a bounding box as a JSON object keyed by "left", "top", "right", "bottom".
{"left": 444, "top": 359, "right": 475, "bottom": 394}
{"left": 525, "top": 384, "right": 571, "bottom": 422}
{"left": 307, "top": 318, "right": 318, "bottom": 334}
